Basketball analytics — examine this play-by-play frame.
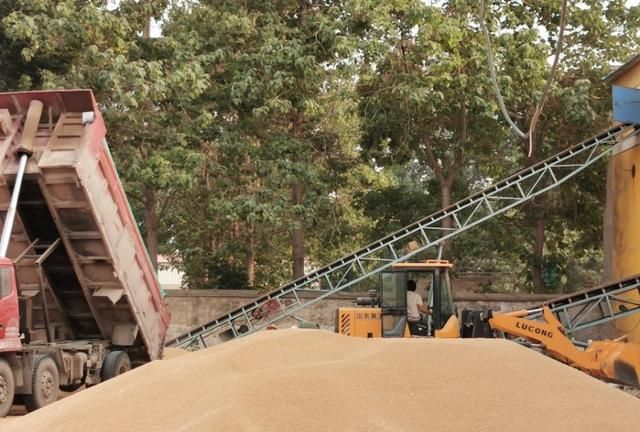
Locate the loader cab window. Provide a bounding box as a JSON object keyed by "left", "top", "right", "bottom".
{"left": 440, "top": 271, "right": 453, "bottom": 321}
{"left": 0, "top": 267, "right": 11, "bottom": 298}
{"left": 381, "top": 272, "right": 406, "bottom": 309}
{"left": 380, "top": 272, "right": 407, "bottom": 337}
{"left": 427, "top": 270, "right": 454, "bottom": 329}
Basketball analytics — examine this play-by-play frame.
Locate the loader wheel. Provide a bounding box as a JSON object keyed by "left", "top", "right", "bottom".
{"left": 101, "top": 351, "right": 131, "bottom": 381}
{"left": 0, "top": 359, "right": 15, "bottom": 417}
{"left": 24, "top": 355, "right": 59, "bottom": 412}
{"left": 59, "top": 382, "right": 84, "bottom": 393}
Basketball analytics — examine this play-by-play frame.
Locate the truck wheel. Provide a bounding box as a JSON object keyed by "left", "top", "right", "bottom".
{"left": 0, "top": 359, "right": 15, "bottom": 417}
{"left": 101, "top": 351, "right": 131, "bottom": 381}
{"left": 24, "top": 355, "right": 59, "bottom": 412}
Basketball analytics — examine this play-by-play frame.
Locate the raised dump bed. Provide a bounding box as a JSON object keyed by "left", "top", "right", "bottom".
{"left": 0, "top": 90, "right": 169, "bottom": 362}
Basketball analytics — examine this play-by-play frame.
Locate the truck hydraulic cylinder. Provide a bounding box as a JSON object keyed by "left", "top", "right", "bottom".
{"left": 0, "top": 100, "right": 42, "bottom": 257}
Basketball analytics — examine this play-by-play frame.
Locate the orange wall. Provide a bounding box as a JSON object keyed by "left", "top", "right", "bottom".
{"left": 604, "top": 66, "right": 640, "bottom": 342}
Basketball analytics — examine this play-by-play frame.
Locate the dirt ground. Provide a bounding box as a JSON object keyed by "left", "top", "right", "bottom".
{"left": 0, "top": 406, "right": 26, "bottom": 426}
{"left": 4, "top": 329, "right": 640, "bottom": 432}
{"left": 0, "top": 348, "right": 185, "bottom": 425}
{"left": 1, "top": 394, "right": 81, "bottom": 425}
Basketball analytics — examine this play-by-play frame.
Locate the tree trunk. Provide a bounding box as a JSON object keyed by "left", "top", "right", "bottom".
{"left": 143, "top": 17, "right": 151, "bottom": 39}
{"left": 144, "top": 185, "right": 158, "bottom": 270}
{"left": 527, "top": 130, "right": 546, "bottom": 294}
{"left": 439, "top": 183, "right": 452, "bottom": 252}
{"left": 440, "top": 183, "right": 452, "bottom": 224}
{"left": 245, "top": 222, "right": 256, "bottom": 288}
{"left": 291, "top": 180, "right": 305, "bottom": 279}
{"left": 531, "top": 212, "right": 546, "bottom": 293}
{"left": 423, "top": 100, "right": 465, "bottom": 255}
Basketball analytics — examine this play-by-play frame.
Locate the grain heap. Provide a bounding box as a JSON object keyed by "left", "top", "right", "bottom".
{"left": 5, "top": 329, "right": 640, "bottom": 431}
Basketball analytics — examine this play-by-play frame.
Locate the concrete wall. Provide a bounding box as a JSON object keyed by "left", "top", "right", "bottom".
{"left": 165, "top": 289, "right": 565, "bottom": 341}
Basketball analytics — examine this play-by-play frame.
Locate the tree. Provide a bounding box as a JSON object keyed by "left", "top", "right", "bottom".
{"left": 354, "top": 0, "right": 507, "bottom": 253}
{"left": 4, "top": 0, "right": 638, "bottom": 295}
{"left": 475, "top": 0, "right": 640, "bottom": 292}
{"left": 164, "top": 0, "right": 362, "bottom": 288}
{"left": 4, "top": 0, "right": 208, "bottom": 271}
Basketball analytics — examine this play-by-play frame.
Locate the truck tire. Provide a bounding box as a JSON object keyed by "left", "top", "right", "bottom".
{"left": 24, "top": 355, "right": 59, "bottom": 412}
{"left": 0, "top": 359, "right": 15, "bottom": 417}
{"left": 101, "top": 351, "right": 131, "bottom": 381}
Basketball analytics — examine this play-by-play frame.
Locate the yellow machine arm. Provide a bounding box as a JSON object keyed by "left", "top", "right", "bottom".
{"left": 488, "top": 307, "right": 640, "bottom": 387}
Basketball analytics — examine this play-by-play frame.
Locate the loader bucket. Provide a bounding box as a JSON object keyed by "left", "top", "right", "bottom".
{"left": 589, "top": 340, "right": 640, "bottom": 388}
{"left": 613, "top": 359, "right": 640, "bottom": 388}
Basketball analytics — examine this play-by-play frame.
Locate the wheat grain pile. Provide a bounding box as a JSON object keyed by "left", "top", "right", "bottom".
{"left": 4, "top": 329, "right": 640, "bottom": 431}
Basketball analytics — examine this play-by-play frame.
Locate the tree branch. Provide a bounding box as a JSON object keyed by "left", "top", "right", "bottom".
{"left": 527, "top": 0, "right": 568, "bottom": 157}
{"left": 157, "top": 188, "right": 181, "bottom": 221}
{"left": 423, "top": 136, "right": 445, "bottom": 184}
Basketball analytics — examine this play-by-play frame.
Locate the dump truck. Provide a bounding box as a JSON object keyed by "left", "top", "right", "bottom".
{"left": 0, "top": 90, "right": 170, "bottom": 416}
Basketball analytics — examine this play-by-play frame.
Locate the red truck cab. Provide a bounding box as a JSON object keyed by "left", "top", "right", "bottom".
{"left": 0, "top": 257, "right": 20, "bottom": 352}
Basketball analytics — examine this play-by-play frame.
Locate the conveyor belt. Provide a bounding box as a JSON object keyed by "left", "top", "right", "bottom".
{"left": 167, "top": 124, "right": 640, "bottom": 350}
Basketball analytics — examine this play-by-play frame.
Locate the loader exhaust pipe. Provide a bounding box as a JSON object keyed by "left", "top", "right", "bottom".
{"left": 0, "top": 100, "right": 42, "bottom": 257}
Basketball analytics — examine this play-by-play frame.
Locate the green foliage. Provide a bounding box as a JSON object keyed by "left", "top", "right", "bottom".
{"left": 158, "top": 0, "right": 366, "bottom": 288}
{"left": 2, "top": 0, "right": 638, "bottom": 294}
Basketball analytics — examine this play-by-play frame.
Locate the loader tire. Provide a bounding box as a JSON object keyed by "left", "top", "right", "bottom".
{"left": 101, "top": 351, "right": 131, "bottom": 381}
{"left": 59, "top": 382, "right": 84, "bottom": 393}
{"left": 24, "top": 355, "right": 59, "bottom": 412}
{"left": 0, "top": 359, "right": 15, "bottom": 417}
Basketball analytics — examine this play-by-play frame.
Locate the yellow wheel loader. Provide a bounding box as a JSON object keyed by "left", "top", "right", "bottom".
{"left": 337, "top": 260, "right": 640, "bottom": 389}
{"left": 336, "top": 260, "right": 455, "bottom": 338}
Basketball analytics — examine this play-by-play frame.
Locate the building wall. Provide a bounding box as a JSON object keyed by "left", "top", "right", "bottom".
{"left": 610, "top": 61, "right": 640, "bottom": 88}
{"left": 604, "top": 69, "right": 640, "bottom": 342}
{"left": 157, "top": 255, "right": 186, "bottom": 290}
{"left": 158, "top": 265, "right": 184, "bottom": 290}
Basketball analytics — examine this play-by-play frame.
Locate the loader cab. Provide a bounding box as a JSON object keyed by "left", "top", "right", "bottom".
{"left": 380, "top": 260, "right": 454, "bottom": 337}
{"left": 0, "top": 257, "right": 21, "bottom": 351}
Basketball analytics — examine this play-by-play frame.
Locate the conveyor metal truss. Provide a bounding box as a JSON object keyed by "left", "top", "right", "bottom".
{"left": 526, "top": 275, "right": 640, "bottom": 336}
{"left": 168, "top": 124, "right": 640, "bottom": 350}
